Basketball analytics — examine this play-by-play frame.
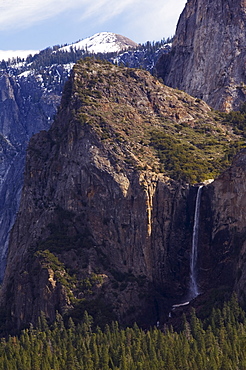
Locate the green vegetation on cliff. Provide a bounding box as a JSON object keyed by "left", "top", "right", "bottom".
{"left": 0, "top": 296, "right": 246, "bottom": 369}
{"left": 69, "top": 59, "right": 246, "bottom": 183}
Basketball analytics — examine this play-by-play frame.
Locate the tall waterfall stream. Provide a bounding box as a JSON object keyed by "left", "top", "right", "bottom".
{"left": 189, "top": 185, "right": 203, "bottom": 300}
{"left": 172, "top": 185, "right": 203, "bottom": 311}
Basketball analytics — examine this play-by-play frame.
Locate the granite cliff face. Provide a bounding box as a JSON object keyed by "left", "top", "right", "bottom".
{"left": 2, "top": 59, "right": 246, "bottom": 332}
{"left": 0, "top": 60, "right": 220, "bottom": 330}
{"left": 156, "top": 0, "right": 246, "bottom": 111}
{"left": 0, "top": 37, "right": 172, "bottom": 282}
{"left": 197, "top": 151, "right": 246, "bottom": 301}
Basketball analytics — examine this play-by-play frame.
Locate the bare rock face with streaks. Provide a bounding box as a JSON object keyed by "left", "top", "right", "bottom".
{"left": 156, "top": 0, "right": 246, "bottom": 111}
{"left": 4, "top": 59, "right": 246, "bottom": 332}
{"left": 1, "top": 60, "right": 215, "bottom": 330}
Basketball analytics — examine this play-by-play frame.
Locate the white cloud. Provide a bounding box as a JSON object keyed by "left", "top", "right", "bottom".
{"left": 0, "top": 0, "right": 186, "bottom": 35}
{"left": 123, "top": 0, "right": 186, "bottom": 41}
{"left": 78, "top": 0, "right": 186, "bottom": 42}
{"left": 79, "top": 0, "right": 141, "bottom": 23}
{"left": 0, "top": 0, "right": 87, "bottom": 30}
{"left": 0, "top": 0, "right": 187, "bottom": 51}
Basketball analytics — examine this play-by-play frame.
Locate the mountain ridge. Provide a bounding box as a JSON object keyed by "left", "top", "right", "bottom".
{"left": 58, "top": 32, "right": 138, "bottom": 54}
{"left": 3, "top": 7, "right": 246, "bottom": 333}
{"left": 0, "top": 33, "right": 172, "bottom": 281}
{"left": 0, "top": 31, "right": 138, "bottom": 61}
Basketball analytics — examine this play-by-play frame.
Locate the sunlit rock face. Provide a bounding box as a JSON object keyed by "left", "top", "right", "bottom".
{"left": 3, "top": 59, "right": 246, "bottom": 333}
{"left": 0, "top": 60, "right": 205, "bottom": 331}
{"left": 156, "top": 0, "right": 246, "bottom": 111}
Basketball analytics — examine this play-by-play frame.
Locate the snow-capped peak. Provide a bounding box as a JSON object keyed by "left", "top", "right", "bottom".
{"left": 58, "top": 32, "right": 138, "bottom": 54}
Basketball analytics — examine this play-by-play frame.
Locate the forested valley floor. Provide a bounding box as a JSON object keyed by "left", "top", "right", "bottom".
{"left": 0, "top": 295, "right": 245, "bottom": 370}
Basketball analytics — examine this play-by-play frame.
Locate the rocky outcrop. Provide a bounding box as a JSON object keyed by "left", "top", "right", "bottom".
{"left": 3, "top": 59, "right": 246, "bottom": 332}
{"left": 1, "top": 60, "right": 216, "bottom": 331}
{"left": 156, "top": 0, "right": 246, "bottom": 111}
{"left": 0, "top": 38, "right": 175, "bottom": 282}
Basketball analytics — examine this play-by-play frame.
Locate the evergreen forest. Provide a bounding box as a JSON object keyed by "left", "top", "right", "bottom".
{"left": 0, "top": 296, "right": 246, "bottom": 369}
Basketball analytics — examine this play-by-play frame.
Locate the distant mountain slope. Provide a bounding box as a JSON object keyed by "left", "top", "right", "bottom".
{"left": 1, "top": 32, "right": 171, "bottom": 73}
{"left": 0, "top": 32, "right": 137, "bottom": 62}
{"left": 58, "top": 32, "right": 138, "bottom": 54}
{"left": 0, "top": 50, "right": 38, "bottom": 61}
{"left": 0, "top": 67, "right": 65, "bottom": 280}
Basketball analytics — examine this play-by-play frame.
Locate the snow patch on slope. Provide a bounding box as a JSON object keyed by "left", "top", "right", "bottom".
{"left": 0, "top": 50, "right": 38, "bottom": 61}
{"left": 59, "top": 32, "right": 137, "bottom": 54}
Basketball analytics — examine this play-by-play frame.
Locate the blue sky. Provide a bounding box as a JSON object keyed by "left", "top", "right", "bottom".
{"left": 0, "top": 0, "right": 186, "bottom": 53}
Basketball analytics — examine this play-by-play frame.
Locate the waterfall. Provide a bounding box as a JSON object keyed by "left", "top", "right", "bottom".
{"left": 189, "top": 185, "right": 203, "bottom": 300}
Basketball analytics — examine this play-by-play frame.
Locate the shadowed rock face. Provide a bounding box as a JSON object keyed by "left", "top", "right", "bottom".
{"left": 198, "top": 150, "right": 246, "bottom": 301}
{"left": 156, "top": 0, "right": 246, "bottom": 111}
{"left": 0, "top": 68, "right": 68, "bottom": 281}
{"left": 2, "top": 59, "right": 246, "bottom": 332}
{"left": 0, "top": 60, "right": 206, "bottom": 331}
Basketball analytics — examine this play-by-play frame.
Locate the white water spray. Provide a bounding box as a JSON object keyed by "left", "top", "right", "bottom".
{"left": 189, "top": 185, "right": 203, "bottom": 300}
